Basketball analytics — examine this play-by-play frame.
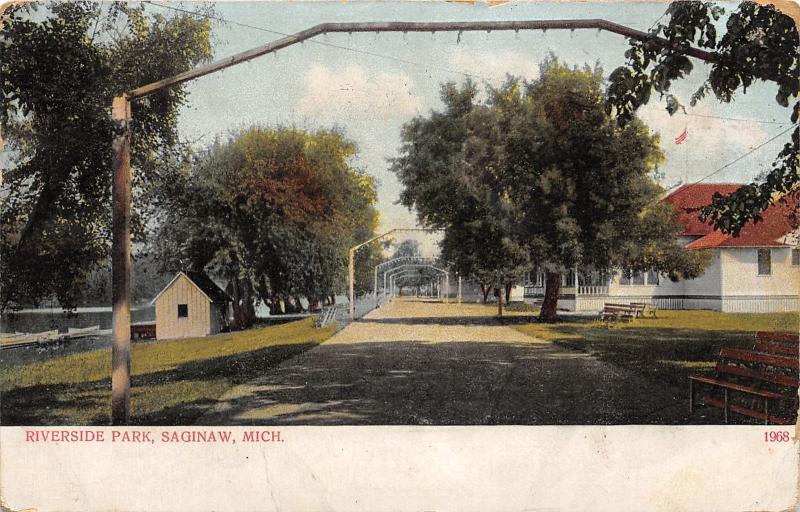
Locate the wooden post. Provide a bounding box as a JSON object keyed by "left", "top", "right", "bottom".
{"left": 111, "top": 95, "right": 132, "bottom": 425}
{"left": 348, "top": 248, "right": 355, "bottom": 319}
{"left": 374, "top": 266, "right": 378, "bottom": 309}
{"left": 497, "top": 285, "right": 503, "bottom": 317}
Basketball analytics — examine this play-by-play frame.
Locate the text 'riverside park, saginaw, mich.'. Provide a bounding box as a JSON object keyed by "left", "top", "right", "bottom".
{"left": 24, "top": 429, "right": 284, "bottom": 444}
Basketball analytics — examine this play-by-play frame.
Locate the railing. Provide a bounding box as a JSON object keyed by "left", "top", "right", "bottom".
{"left": 524, "top": 285, "right": 544, "bottom": 297}
{"left": 526, "top": 284, "right": 610, "bottom": 297}
{"left": 315, "top": 306, "right": 338, "bottom": 328}
{"left": 578, "top": 285, "right": 609, "bottom": 296}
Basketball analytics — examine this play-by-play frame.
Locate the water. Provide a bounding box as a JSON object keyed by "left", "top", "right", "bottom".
{"left": 0, "top": 306, "right": 155, "bottom": 334}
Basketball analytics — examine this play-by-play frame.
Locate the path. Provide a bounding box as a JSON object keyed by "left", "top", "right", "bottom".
{"left": 198, "top": 299, "right": 688, "bottom": 425}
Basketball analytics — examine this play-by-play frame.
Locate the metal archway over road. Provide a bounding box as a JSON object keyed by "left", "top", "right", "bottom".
{"left": 374, "top": 256, "right": 438, "bottom": 307}
{"left": 383, "top": 264, "right": 451, "bottom": 302}
{"left": 108, "top": 19, "right": 724, "bottom": 422}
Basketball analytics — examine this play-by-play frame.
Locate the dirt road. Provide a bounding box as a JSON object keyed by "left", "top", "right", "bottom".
{"left": 198, "top": 299, "right": 687, "bottom": 425}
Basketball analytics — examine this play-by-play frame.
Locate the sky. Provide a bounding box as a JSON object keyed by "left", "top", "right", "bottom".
{"left": 144, "top": 0, "right": 796, "bottom": 256}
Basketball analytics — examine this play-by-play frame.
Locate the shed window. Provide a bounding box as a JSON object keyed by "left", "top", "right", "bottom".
{"left": 757, "top": 249, "right": 771, "bottom": 276}
{"left": 178, "top": 304, "right": 189, "bottom": 318}
{"left": 792, "top": 248, "right": 800, "bottom": 266}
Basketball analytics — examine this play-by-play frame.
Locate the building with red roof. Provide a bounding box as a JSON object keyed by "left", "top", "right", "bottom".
{"left": 524, "top": 184, "right": 799, "bottom": 312}
{"left": 663, "top": 183, "right": 800, "bottom": 250}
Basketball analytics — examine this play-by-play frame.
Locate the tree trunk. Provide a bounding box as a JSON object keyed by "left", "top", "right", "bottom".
{"left": 481, "top": 284, "right": 490, "bottom": 303}
{"left": 227, "top": 278, "right": 257, "bottom": 329}
{"left": 539, "top": 272, "right": 561, "bottom": 322}
{"left": 504, "top": 283, "right": 512, "bottom": 304}
{"left": 496, "top": 287, "right": 503, "bottom": 317}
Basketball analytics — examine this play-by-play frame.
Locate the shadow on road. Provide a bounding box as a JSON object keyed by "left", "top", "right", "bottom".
{"left": 197, "top": 339, "right": 698, "bottom": 426}
{"left": 355, "top": 315, "right": 534, "bottom": 326}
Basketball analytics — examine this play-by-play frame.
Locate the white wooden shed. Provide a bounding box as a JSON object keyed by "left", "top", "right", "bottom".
{"left": 152, "top": 271, "right": 232, "bottom": 340}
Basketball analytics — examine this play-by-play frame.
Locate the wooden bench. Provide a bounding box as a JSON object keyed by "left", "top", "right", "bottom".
{"left": 689, "top": 331, "right": 799, "bottom": 424}
{"left": 629, "top": 302, "right": 655, "bottom": 318}
{"left": 130, "top": 322, "right": 156, "bottom": 340}
{"left": 600, "top": 303, "right": 637, "bottom": 322}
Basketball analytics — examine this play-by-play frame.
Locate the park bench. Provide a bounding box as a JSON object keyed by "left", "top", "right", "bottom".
{"left": 689, "top": 331, "right": 799, "bottom": 424}
{"left": 629, "top": 302, "right": 655, "bottom": 318}
{"left": 315, "top": 306, "right": 337, "bottom": 328}
{"left": 600, "top": 303, "right": 637, "bottom": 322}
{"left": 130, "top": 322, "right": 156, "bottom": 340}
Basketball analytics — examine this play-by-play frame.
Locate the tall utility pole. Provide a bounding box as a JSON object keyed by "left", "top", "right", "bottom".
{"left": 109, "top": 19, "right": 720, "bottom": 423}
{"left": 111, "top": 96, "right": 132, "bottom": 425}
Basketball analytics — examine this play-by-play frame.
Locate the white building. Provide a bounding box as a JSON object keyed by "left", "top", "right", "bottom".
{"left": 524, "top": 184, "right": 800, "bottom": 313}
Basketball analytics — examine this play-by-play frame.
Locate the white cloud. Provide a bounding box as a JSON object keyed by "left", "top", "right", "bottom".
{"left": 637, "top": 102, "right": 777, "bottom": 183}
{"left": 300, "top": 64, "right": 421, "bottom": 121}
{"left": 448, "top": 49, "right": 540, "bottom": 83}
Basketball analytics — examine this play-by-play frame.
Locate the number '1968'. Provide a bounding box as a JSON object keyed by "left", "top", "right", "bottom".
{"left": 764, "top": 431, "right": 790, "bottom": 442}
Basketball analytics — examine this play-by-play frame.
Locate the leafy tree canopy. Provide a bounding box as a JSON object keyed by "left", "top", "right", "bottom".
{"left": 394, "top": 58, "right": 710, "bottom": 319}
{"left": 392, "top": 239, "right": 422, "bottom": 259}
{"left": 0, "top": 1, "right": 214, "bottom": 311}
{"left": 152, "top": 126, "right": 380, "bottom": 324}
{"left": 606, "top": 0, "right": 799, "bottom": 235}
{"left": 392, "top": 79, "right": 531, "bottom": 308}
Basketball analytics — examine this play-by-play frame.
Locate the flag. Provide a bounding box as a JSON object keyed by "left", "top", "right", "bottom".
{"left": 674, "top": 128, "right": 688, "bottom": 145}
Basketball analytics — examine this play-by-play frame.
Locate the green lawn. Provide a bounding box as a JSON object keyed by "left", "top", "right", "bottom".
{"left": 1, "top": 318, "right": 336, "bottom": 425}
{"left": 511, "top": 309, "right": 799, "bottom": 397}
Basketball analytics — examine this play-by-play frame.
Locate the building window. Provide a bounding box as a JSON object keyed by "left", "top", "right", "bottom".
{"left": 793, "top": 248, "right": 800, "bottom": 266}
{"left": 646, "top": 270, "right": 660, "bottom": 286}
{"left": 757, "top": 249, "right": 771, "bottom": 276}
{"left": 177, "top": 304, "right": 188, "bottom": 318}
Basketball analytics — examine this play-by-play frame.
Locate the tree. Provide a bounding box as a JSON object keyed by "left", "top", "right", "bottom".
{"left": 392, "top": 81, "right": 531, "bottom": 316}
{"left": 606, "top": 0, "right": 799, "bottom": 235}
{"left": 0, "top": 2, "right": 214, "bottom": 311}
{"left": 394, "top": 58, "right": 710, "bottom": 320}
{"left": 392, "top": 239, "right": 422, "bottom": 259}
{"left": 500, "top": 59, "right": 710, "bottom": 320}
{"left": 152, "top": 126, "right": 380, "bottom": 327}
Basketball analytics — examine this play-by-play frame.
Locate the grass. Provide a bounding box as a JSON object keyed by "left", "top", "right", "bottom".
{"left": 0, "top": 318, "right": 337, "bottom": 425}
{"left": 511, "top": 309, "right": 799, "bottom": 398}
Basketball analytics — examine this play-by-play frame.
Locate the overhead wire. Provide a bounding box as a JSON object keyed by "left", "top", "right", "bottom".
{"left": 143, "top": 0, "right": 792, "bottom": 128}
{"left": 690, "top": 123, "right": 797, "bottom": 185}
{"left": 142, "top": 0, "right": 498, "bottom": 84}
{"left": 145, "top": 1, "right": 799, "bottom": 216}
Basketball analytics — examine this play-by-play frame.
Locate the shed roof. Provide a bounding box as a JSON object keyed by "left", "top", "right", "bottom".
{"left": 152, "top": 271, "right": 232, "bottom": 305}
